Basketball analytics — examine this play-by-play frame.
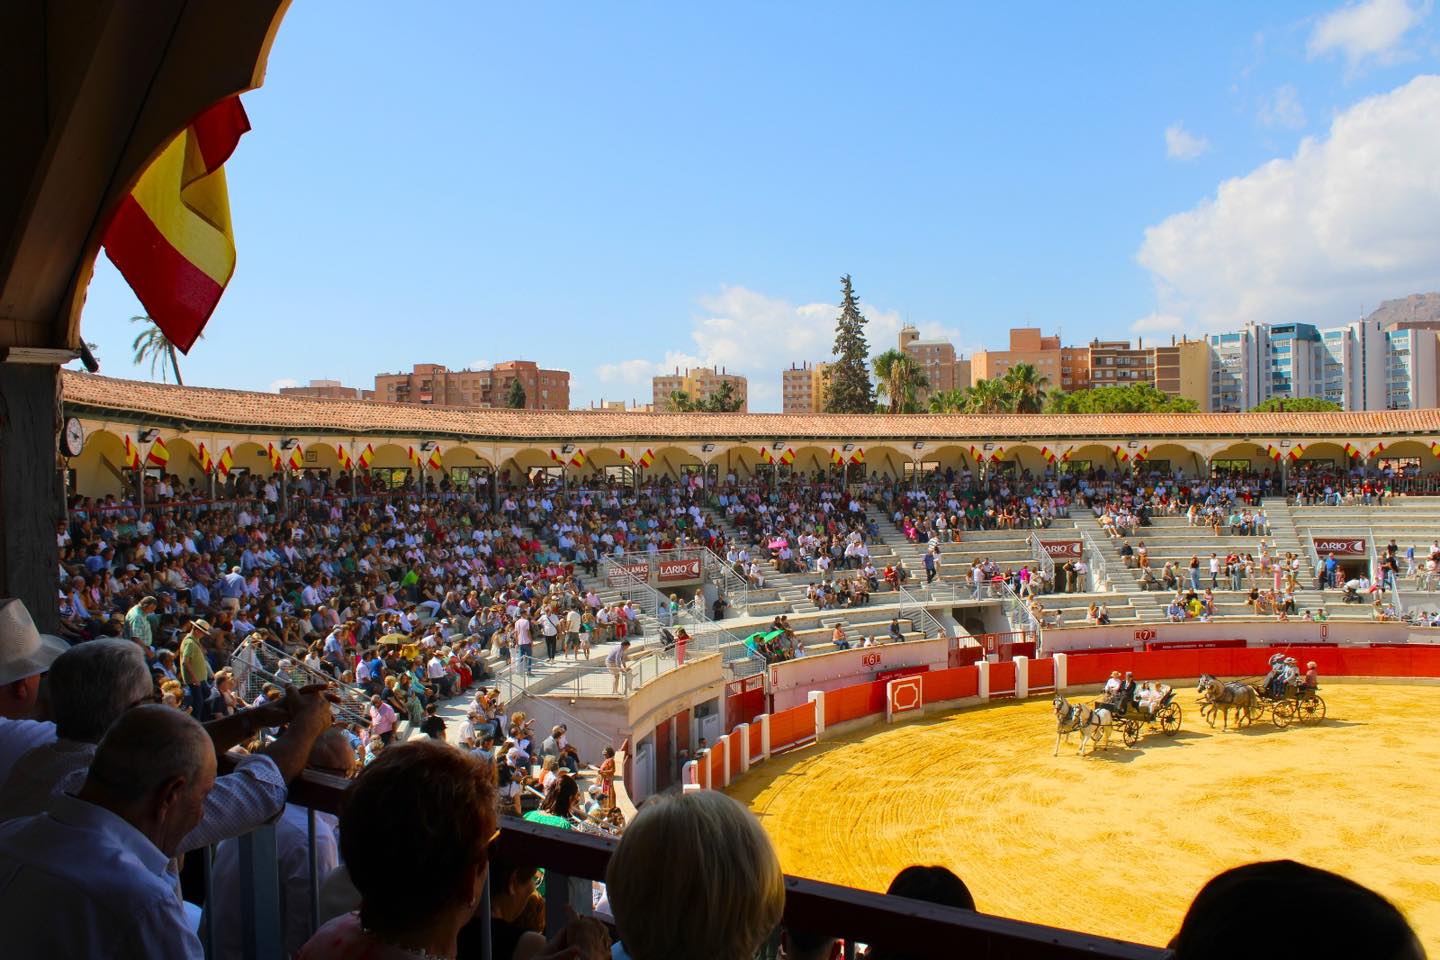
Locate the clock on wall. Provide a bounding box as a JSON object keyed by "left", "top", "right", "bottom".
{"left": 61, "top": 417, "right": 85, "bottom": 458}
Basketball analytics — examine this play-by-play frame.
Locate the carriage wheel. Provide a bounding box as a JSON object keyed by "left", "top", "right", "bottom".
{"left": 1298, "top": 694, "right": 1326, "bottom": 725}
{"left": 1160, "top": 703, "right": 1182, "bottom": 736}
{"left": 1271, "top": 700, "right": 1295, "bottom": 728}
{"left": 1122, "top": 721, "right": 1141, "bottom": 747}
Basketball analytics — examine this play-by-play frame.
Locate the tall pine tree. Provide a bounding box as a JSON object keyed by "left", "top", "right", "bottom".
{"left": 823, "top": 274, "right": 876, "bottom": 413}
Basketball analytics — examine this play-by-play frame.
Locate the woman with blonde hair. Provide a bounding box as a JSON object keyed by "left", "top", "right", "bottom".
{"left": 606, "top": 790, "right": 784, "bottom": 960}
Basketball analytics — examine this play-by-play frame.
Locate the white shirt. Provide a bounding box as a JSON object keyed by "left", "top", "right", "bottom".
{"left": 0, "top": 717, "right": 57, "bottom": 787}
{"left": 0, "top": 793, "right": 202, "bottom": 958}
{"left": 209, "top": 803, "right": 340, "bottom": 960}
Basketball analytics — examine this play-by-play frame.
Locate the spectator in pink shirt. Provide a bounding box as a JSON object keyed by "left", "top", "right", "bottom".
{"left": 368, "top": 694, "right": 397, "bottom": 745}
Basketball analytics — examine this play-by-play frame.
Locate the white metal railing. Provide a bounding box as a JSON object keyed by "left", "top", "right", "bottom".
{"left": 995, "top": 579, "right": 1042, "bottom": 636}
{"left": 896, "top": 585, "right": 950, "bottom": 640}
{"left": 1028, "top": 532, "right": 1056, "bottom": 583}
{"left": 229, "top": 637, "right": 369, "bottom": 726}
{"left": 1079, "top": 530, "right": 1110, "bottom": 592}
{"left": 1370, "top": 529, "right": 1403, "bottom": 617}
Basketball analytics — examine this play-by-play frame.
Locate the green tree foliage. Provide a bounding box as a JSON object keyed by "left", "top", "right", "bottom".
{"left": 963, "top": 378, "right": 1012, "bottom": 414}
{"left": 667, "top": 380, "right": 745, "bottom": 412}
{"left": 1000, "top": 362, "right": 1048, "bottom": 413}
{"left": 506, "top": 376, "right": 527, "bottom": 408}
{"left": 873, "top": 348, "right": 930, "bottom": 413}
{"left": 130, "top": 315, "right": 190, "bottom": 385}
{"left": 927, "top": 388, "right": 967, "bottom": 413}
{"left": 823, "top": 275, "right": 876, "bottom": 413}
{"left": 1248, "top": 396, "right": 1341, "bottom": 413}
{"left": 1044, "top": 382, "right": 1200, "bottom": 414}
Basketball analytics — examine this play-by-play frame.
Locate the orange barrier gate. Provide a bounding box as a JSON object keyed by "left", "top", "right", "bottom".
{"left": 748, "top": 720, "right": 764, "bottom": 762}
{"left": 922, "top": 665, "right": 980, "bottom": 702}
{"left": 726, "top": 731, "right": 742, "bottom": 781}
{"left": 770, "top": 702, "right": 818, "bottom": 752}
{"left": 709, "top": 742, "right": 725, "bottom": 786}
{"left": 1029, "top": 657, "right": 1055, "bottom": 691}
{"left": 990, "top": 660, "right": 1017, "bottom": 698}
{"left": 824, "top": 680, "right": 888, "bottom": 727}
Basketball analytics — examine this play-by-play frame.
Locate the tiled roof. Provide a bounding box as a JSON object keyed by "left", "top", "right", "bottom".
{"left": 61, "top": 372, "right": 1440, "bottom": 442}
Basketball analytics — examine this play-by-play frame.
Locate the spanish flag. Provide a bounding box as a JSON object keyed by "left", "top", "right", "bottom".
{"left": 759, "top": 447, "right": 774, "bottom": 464}
{"left": 1367, "top": 442, "right": 1387, "bottom": 459}
{"left": 1263, "top": 444, "right": 1282, "bottom": 462}
{"left": 197, "top": 442, "right": 214, "bottom": 474}
{"left": 146, "top": 437, "right": 170, "bottom": 468}
{"left": 1343, "top": 441, "right": 1360, "bottom": 459}
{"left": 830, "top": 448, "right": 844, "bottom": 466}
{"left": 569, "top": 449, "right": 587, "bottom": 468}
{"left": 849, "top": 448, "right": 865, "bottom": 465}
{"left": 357, "top": 443, "right": 374, "bottom": 469}
{"left": 618, "top": 448, "right": 633, "bottom": 463}
{"left": 267, "top": 442, "right": 282, "bottom": 470}
{"left": 1132, "top": 446, "right": 1149, "bottom": 463}
{"left": 968, "top": 445, "right": 982, "bottom": 461}
{"left": 1041, "top": 446, "right": 1057, "bottom": 464}
{"left": 1061, "top": 448, "right": 1072, "bottom": 462}
{"left": 407, "top": 446, "right": 422, "bottom": 467}
{"left": 549, "top": 449, "right": 564, "bottom": 464}
{"left": 1288, "top": 443, "right": 1306, "bottom": 461}
{"left": 122, "top": 435, "right": 141, "bottom": 469}
{"left": 1113, "top": 444, "right": 1129, "bottom": 463}
{"left": 989, "top": 447, "right": 1005, "bottom": 463}
{"left": 778, "top": 447, "right": 795, "bottom": 465}
{"left": 217, "top": 446, "right": 234, "bottom": 480}
{"left": 288, "top": 444, "right": 305, "bottom": 471}
{"left": 101, "top": 97, "right": 250, "bottom": 354}
{"left": 1432, "top": 441, "right": 1440, "bottom": 458}
{"left": 638, "top": 449, "right": 655, "bottom": 468}
{"left": 427, "top": 446, "right": 444, "bottom": 470}
{"left": 337, "top": 444, "right": 354, "bottom": 470}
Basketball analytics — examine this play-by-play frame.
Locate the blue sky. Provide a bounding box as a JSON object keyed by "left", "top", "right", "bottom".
{"left": 79, "top": 1, "right": 1440, "bottom": 410}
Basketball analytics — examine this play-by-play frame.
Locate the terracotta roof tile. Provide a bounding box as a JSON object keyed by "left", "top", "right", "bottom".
{"left": 61, "top": 372, "right": 1440, "bottom": 441}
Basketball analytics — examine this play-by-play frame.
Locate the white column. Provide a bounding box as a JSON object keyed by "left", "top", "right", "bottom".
{"left": 1013, "top": 656, "right": 1029, "bottom": 699}
{"left": 735, "top": 723, "right": 751, "bottom": 773}
{"left": 808, "top": 690, "right": 826, "bottom": 740}
{"left": 759, "top": 713, "right": 771, "bottom": 761}
{"left": 976, "top": 660, "right": 991, "bottom": 702}
{"left": 1053, "top": 652, "right": 1069, "bottom": 692}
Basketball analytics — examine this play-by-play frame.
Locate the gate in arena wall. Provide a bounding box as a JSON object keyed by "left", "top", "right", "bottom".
{"left": 654, "top": 718, "right": 672, "bottom": 792}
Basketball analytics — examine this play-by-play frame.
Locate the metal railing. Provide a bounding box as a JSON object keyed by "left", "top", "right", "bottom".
{"left": 228, "top": 637, "right": 369, "bottom": 726}
{"left": 896, "top": 585, "right": 950, "bottom": 640}
{"left": 1079, "top": 530, "right": 1110, "bottom": 593}
{"left": 996, "top": 579, "right": 1042, "bottom": 636}
{"left": 1028, "top": 532, "right": 1056, "bottom": 584}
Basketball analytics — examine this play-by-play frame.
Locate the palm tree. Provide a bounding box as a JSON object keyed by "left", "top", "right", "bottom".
{"left": 130, "top": 315, "right": 190, "bottom": 385}
{"left": 927, "top": 388, "right": 967, "bottom": 413}
{"left": 1000, "top": 362, "right": 1049, "bottom": 413}
{"left": 963, "top": 378, "right": 1012, "bottom": 414}
{"left": 872, "top": 349, "right": 930, "bottom": 414}
{"left": 667, "top": 390, "right": 696, "bottom": 412}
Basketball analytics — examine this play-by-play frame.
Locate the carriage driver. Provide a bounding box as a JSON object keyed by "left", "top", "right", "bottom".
{"left": 1281, "top": 656, "right": 1301, "bottom": 695}
{"left": 1116, "top": 671, "right": 1138, "bottom": 713}
{"left": 1263, "top": 652, "right": 1287, "bottom": 698}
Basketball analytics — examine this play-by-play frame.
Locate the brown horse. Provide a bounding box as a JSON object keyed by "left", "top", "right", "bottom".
{"left": 1196, "top": 674, "right": 1258, "bottom": 731}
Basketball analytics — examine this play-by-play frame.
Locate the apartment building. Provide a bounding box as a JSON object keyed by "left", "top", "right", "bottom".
{"left": 278, "top": 379, "right": 374, "bottom": 400}
{"left": 898, "top": 326, "right": 969, "bottom": 400}
{"left": 781, "top": 362, "right": 829, "bottom": 414}
{"left": 1152, "top": 338, "right": 1210, "bottom": 410}
{"left": 652, "top": 366, "right": 749, "bottom": 412}
{"left": 373, "top": 361, "right": 570, "bottom": 410}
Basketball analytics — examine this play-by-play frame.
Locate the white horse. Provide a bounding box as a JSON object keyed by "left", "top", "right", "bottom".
{"left": 1053, "top": 694, "right": 1114, "bottom": 757}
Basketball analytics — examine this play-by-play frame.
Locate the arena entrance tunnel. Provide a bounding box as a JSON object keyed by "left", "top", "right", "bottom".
{"left": 699, "top": 642, "right": 1440, "bottom": 953}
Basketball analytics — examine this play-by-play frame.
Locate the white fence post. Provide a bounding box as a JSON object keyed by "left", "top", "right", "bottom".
{"left": 1013, "top": 656, "right": 1029, "bottom": 699}
{"left": 976, "top": 659, "right": 991, "bottom": 702}
{"left": 808, "top": 690, "right": 826, "bottom": 740}
{"left": 735, "top": 723, "right": 751, "bottom": 773}
{"left": 1053, "top": 652, "right": 1069, "bottom": 692}
{"left": 759, "top": 713, "right": 771, "bottom": 761}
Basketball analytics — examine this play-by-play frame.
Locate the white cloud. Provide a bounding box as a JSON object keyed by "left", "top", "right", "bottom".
{"left": 1130, "top": 313, "right": 1187, "bottom": 335}
{"left": 1138, "top": 75, "right": 1440, "bottom": 335}
{"left": 269, "top": 378, "right": 299, "bottom": 391}
{"left": 1308, "top": 0, "right": 1428, "bottom": 69}
{"left": 1165, "top": 123, "right": 1212, "bottom": 160}
{"left": 1259, "top": 84, "right": 1307, "bottom": 129}
{"left": 590, "top": 284, "right": 977, "bottom": 412}
{"left": 467, "top": 358, "right": 492, "bottom": 371}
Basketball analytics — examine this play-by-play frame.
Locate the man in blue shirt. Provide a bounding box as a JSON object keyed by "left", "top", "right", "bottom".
{"left": 219, "top": 566, "right": 246, "bottom": 613}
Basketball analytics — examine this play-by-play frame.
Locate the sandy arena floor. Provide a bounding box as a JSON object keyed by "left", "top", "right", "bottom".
{"left": 727, "top": 682, "right": 1440, "bottom": 952}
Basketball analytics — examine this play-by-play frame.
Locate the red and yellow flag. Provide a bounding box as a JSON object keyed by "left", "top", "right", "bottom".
{"left": 849, "top": 448, "right": 865, "bottom": 465}
{"left": 968, "top": 445, "right": 983, "bottom": 461}
{"left": 830, "top": 448, "right": 844, "bottom": 465}
{"left": 1431, "top": 441, "right": 1440, "bottom": 459}
{"left": 267, "top": 442, "right": 282, "bottom": 470}
{"left": 288, "top": 444, "right": 305, "bottom": 471}
{"left": 197, "top": 442, "right": 214, "bottom": 474}
{"left": 337, "top": 444, "right": 354, "bottom": 470}
{"left": 637, "top": 449, "right": 655, "bottom": 468}
{"left": 102, "top": 97, "right": 250, "bottom": 354}
{"left": 618, "top": 448, "right": 633, "bottom": 463}
{"left": 759, "top": 447, "right": 775, "bottom": 464}
{"left": 549, "top": 449, "right": 564, "bottom": 464}
{"left": 1288, "top": 443, "right": 1306, "bottom": 461}
{"left": 569, "top": 449, "right": 587, "bottom": 468}
{"left": 778, "top": 447, "right": 795, "bottom": 465}
{"left": 1367, "top": 442, "right": 1387, "bottom": 460}
{"left": 1132, "top": 446, "right": 1149, "bottom": 463}
{"left": 217, "top": 446, "right": 234, "bottom": 480}
{"left": 426, "top": 446, "right": 444, "bottom": 470}
{"left": 357, "top": 443, "right": 375, "bottom": 469}
{"left": 122, "top": 435, "right": 141, "bottom": 469}
{"left": 146, "top": 437, "right": 171, "bottom": 468}
{"left": 1263, "top": 444, "right": 1282, "bottom": 462}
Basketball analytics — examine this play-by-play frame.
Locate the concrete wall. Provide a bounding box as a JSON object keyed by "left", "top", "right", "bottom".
{"left": 1043, "top": 618, "right": 1440, "bottom": 653}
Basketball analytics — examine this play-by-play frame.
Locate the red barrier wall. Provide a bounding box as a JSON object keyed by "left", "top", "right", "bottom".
{"left": 950, "top": 646, "right": 984, "bottom": 668}
{"left": 748, "top": 720, "right": 763, "bottom": 761}
{"left": 726, "top": 731, "right": 742, "bottom": 780}
{"left": 709, "top": 744, "right": 724, "bottom": 786}
{"left": 726, "top": 686, "right": 765, "bottom": 729}
{"left": 990, "top": 660, "right": 1017, "bottom": 697}
{"left": 654, "top": 718, "right": 672, "bottom": 792}
{"left": 770, "top": 703, "right": 818, "bottom": 751}
{"left": 922, "top": 666, "right": 979, "bottom": 702}
{"left": 1065, "top": 646, "right": 1440, "bottom": 686}
{"left": 1029, "top": 657, "right": 1055, "bottom": 689}
{"left": 824, "top": 681, "right": 888, "bottom": 726}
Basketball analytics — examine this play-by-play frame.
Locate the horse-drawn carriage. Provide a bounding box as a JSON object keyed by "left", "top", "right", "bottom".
{"left": 1110, "top": 688, "right": 1183, "bottom": 746}
{"left": 1052, "top": 685, "right": 1181, "bottom": 756}
{"left": 1196, "top": 674, "right": 1326, "bottom": 730}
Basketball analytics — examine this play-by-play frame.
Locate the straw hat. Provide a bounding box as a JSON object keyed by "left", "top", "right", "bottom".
{"left": 0, "top": 599, "right": 68, "bottom": 686}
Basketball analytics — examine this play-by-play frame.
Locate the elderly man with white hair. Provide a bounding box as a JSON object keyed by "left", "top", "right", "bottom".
{"left": 0, "top": 705, "right": 217, "bottom": 958}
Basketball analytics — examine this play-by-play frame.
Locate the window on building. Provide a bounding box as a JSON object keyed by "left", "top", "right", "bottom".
{"left": 370, "top": 467, "right": 412, "bottom": 490}
{"left": 1210, "top": 458, "right": 1251, "bottom": 471}
{"left": 1377, "top": 456, "right": 1421, "bottom": 475}
{"left": 903, "top": 460, "right": 940, "bottom": 480}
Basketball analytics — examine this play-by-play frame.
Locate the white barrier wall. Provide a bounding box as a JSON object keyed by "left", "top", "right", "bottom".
{"left": 769, "top": 637, "right": 951, "bottom": 711}
{"left": 1043, "top": 619, "right": 1440, "bottom": 653}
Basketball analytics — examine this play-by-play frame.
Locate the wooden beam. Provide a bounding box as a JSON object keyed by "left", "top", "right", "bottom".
{"left": 0, "top": 364, "right": 62, "bottom": 629}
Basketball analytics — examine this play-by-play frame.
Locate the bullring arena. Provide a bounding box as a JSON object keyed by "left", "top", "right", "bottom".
{"left": 728, "top": 680, "right": 1440, "bottom": 952}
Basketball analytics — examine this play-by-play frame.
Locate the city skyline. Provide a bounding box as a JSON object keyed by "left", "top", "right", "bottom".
{"left": 72, "top": 1, "right": 1440, "bottom": 412}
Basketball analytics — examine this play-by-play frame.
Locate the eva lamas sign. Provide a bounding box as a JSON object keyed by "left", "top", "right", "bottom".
{"left": 1313, "top": 537, "right": 1367, "bottom": 556}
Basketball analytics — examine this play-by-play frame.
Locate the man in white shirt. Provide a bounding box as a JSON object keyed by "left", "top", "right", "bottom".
{"left": 208, "top": 729, "right": 353, "bottom": 960}
{"left": 0, "top": 706, "right": 216, "bottom": 959}
{"left": 0, "top": 599, "right": 68, "bottom": 785}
